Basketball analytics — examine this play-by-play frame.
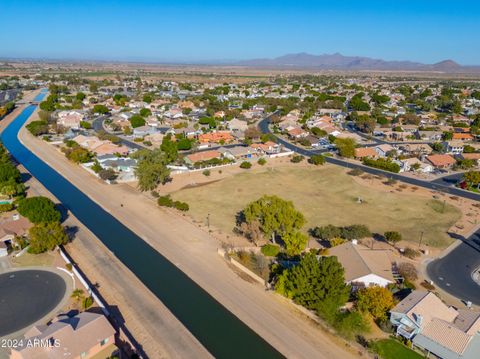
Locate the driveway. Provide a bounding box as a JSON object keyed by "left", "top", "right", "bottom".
{"left": 0, "top": 257, "right": 11, "bottom": 272}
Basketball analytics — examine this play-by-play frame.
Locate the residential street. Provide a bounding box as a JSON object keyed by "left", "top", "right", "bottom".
{"left": 427, "top": 230, "right": 480, "bottom": 305}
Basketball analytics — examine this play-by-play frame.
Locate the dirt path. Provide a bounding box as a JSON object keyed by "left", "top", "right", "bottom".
{"left": 17, "top": 108, "right": 363, "bottom": 358}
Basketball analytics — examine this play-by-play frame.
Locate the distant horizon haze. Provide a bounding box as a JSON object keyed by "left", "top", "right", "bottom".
{"left": 1, "top": 0, "right": 479, "bottom": 65}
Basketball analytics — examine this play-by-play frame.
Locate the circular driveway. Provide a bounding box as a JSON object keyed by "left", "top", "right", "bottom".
{"left": 0, "top": 269, "right": 67, "bottom": 337}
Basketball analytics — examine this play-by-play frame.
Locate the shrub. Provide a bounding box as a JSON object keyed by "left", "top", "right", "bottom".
{"left": 202, "top": 169, "right": 211, "bottom": 176}
{"left": 290, "top": 155, "right": 304, "bottom": 163}
{"left": 261, "top": 244, "right": 280, "bottom": 257}
{"left": 257, "top": 158, "right": 267, "bottom": 166}
{"left": 348, "top": 168, "right": 364, "bottom": 176}
{"left": 143, "top": 140, "right": 152, "bottom": 146}
{"left": 0, "top": 203, "right": 13, "bottom": 212}
{"left": 397, "top": 262, "right": 418, "bottom": 281}
{"left": 157, "top": 195, "right": 174, "bottom": 207}
{"left": 26, "top": 120, "right": 49, "bottom": 136}
{"left": 17, "top": 196, "right": 61, "bottom": 223}
{"left": 151, "top": 190, "right": 159, "bottom": 198}
{"left": 174, "top": 201, "right": 189, "bottom": 211}
{"left": 403, "top": 247, "right": 420, "bottom": 259}
{"left": 65, "top": 263, "right": 73, "bottom": 271}
{"left": 80, "top": 121, "right": 92, "bottom": 129}
{"left": 362, "top": 158, "right": 400, "bottom": 173}
{"left": 308, "top": 154, "right": 326, "bottom": 165}
{"left": 240, "top": 161, "right": 252, "bottom": 169}
{"left": 329, "top": 237, "right": 346, "bottom": 247}
{"left": 98, "top": 169, "right": 117, "bottom": 181}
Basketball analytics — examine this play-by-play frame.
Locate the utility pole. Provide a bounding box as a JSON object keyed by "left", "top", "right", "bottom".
{"left": 207, "top": 213, "right": 210, "bottom": 229}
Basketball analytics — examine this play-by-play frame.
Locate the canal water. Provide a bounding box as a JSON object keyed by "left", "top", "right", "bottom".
{"left": 1, "top": 93, "right": 283, "bottom": 359}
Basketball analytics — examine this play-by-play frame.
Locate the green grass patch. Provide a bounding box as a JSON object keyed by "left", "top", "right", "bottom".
{"left": 370, "top": 339, "right": 423, "bottom": 359}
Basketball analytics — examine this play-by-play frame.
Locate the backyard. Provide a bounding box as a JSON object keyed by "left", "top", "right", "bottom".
{"left": 173, "top": 165, "right": 461, "bottom": 248}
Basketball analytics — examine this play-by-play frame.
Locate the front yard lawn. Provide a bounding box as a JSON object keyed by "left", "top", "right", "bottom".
{"left": 370, "top": 339, "right": 423, "bottom": 359}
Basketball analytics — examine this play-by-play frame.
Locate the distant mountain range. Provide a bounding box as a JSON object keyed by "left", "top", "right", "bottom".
{"left": 235, "top": 53, "right": 479, "bottom": 72}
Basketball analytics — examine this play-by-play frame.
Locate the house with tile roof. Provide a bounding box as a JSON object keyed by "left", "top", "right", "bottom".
{"left": 426, "top": 154, "right": 456, "bottom": 169}
{"left": 390, "top": 291, "right": 480, "bottom": 359}
{"left": 10, "top": 312, "right": 117, "bottom": 359}
{"left": 329, "top": 241, "right": 395, "bottom": 288}
{"left": 354, "top": 147, "right": 378, "bottom": 160}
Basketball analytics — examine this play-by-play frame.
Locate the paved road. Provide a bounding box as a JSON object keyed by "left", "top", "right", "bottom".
{"left": 427, "top": 230, "right": 480, "bottom": 305}
{"left": 0, "top": 270, "right": 66, "bottom": 337}
{"left": 258, "top": 117, "right": 480, "bottom": 201}
{"left": 92, "top": 115, "right": 144, "bottom": 150}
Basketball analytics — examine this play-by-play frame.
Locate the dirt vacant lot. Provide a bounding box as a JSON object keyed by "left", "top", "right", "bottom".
{"left": 173, "top": 165, "right": 461, "bottom": 248}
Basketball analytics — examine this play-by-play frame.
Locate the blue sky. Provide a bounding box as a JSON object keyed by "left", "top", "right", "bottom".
{"left": 1, "top": 0, "right": 479, "bottom": 64}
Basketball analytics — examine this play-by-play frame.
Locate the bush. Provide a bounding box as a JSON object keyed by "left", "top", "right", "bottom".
{"left": 290, "top": 155, "right": 304, "bottom": 163}
{"left": 348, "top": 168, "right": 364, "bottom": 176}
{"left": 311, "top": 224, "right": 371, "bottom": 240}
{"left": 157, "top": 195, "right": 174, "bottom": 207}
{"left": 98, "top": 169, "right": 117, "bottom": 181}
{"left": 261, "top": 244, "right": 280, "bottom": 257}
{"left": 329, "top": 237, "right": 346, "bottom": 247}
{"left": 257, "top": 158, "right": 267, "bottom": 166}
{"left": 202, "top": 169, "right": 211, "bottom": 176}
{"left": 362, "top": 158, "right": 400, "bottom": 173}
{"left": 157, "top": 195, "right": 188, "bottom": 211}
{"left": 403, "top": 247, "right": 420, "bottom": 259}
{"left": 17, "top": 196, "right": 61, "bottom": 223}
{"left": 151, "top": 190, "right": 159, "bottom": 198}
{"left": 240, "top": 161, "right": 252, "bottom": 169}
{"left": 174, "top": 201, "right": 189, "bottom": 211}
{"left": 26, "top": 120, "right": 49, "bottom": 136}
{"left": 0, "top": 203, "right": 13, "bottom": 212}
{"left": 397, "top": 262, "right": 418, "bottom": 281}
{"left": 80, "top": 121, "right": 92, "bottom": 129}
{"left": 308, "top": 154, "right": 326, "bottom": 165}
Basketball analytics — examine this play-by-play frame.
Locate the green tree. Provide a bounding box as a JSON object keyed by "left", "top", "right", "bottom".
{"left": 26, "top": 120, "right": 49, "bottom": 136}
{"left": 134, "top": 149, "right": 171, "bottom": 191}
{"left": 240, "top": 161, "right": 252, "bottom": 169}
{"left": 334, "top": 138, "right": 356, "bottom": 158}
{"left": 28, "top": 222, "right": 68, "bottom": 254}
{"left": 282, "top": 231, "right": 308, "bottom": 256}
{"left": 66, "top": 148, "right": 93, "bottom": 163}
{"left": 176, "top": 138, "right": 192, "bottom": 150}
{"left": 275, "top": 253, "right": 350, "bottom": 311}
{"left": 17, "top": 196, "right": 61, "bottom": 223}
{"left": 463, "top": 171, "right": 480, "bottom": 186}
{"left": 76, "top": 92, "right": 86, "bottom": 101}
{"left": 308, "top": 154, "right": 325, "bottom": 165}
{"left": 143, "top": 94, "right": 153, "bottom": 103}
{"left": 140, "top": 108, "right": 152, "bottom": 117}
{"left": 129, "top": 114, "right": 145, "bottom": 128}
{"left": 92, "top": 104, "right": 109, "bottom": 114}
{"left": 356, "top": 286, "right": 395, "bottom": 321}
{"left": 160, "top": 136, "right": 178, "bottom": 163}
{"left": 384, "top": 231, "right": 402, "bottom": 246}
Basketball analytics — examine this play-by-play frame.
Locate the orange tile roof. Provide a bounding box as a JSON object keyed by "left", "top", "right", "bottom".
{"left": 426, "top": 154, "right": 456, "bottom": 167}
{"left": 198, "top": 132, "right": 234, "bottom": 144}
{"left": 452, "top": 133, "right": 474, "bottom": 140}
{"left": 354, "top": 147, "right": 377, "bottom": 158}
